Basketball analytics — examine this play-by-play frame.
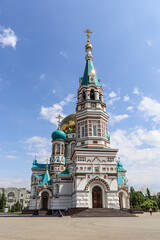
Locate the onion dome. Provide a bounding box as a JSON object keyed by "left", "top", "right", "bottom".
{"left": 51, "top": 129, "right": 66, "bottom": 141}
{"left": 60, "top": 113, "right": 76, "bottom": 133}
{"left": 118, "top": 162, "right": 125, "bottom": 171}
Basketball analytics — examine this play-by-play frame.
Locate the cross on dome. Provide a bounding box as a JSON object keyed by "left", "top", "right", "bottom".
{"left": 56, "top": 114, "right": 63, "bottom": 129}
{"left": 84, "top": 29, "right": 92, "bottom": 43}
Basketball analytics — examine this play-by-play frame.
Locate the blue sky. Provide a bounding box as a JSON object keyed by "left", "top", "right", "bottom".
{"left": 0, "top": 0, "right": 160, "bottom": 193}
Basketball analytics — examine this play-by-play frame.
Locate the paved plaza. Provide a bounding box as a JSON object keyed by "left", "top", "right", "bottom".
{"left": 0, "top": 212, "right": 160, "bottom": 240}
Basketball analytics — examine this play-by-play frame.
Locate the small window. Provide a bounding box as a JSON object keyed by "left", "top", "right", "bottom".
{"left": 95, "top": 167, "right": 99, "bottom": 173}
{"left": 57, "top": 144, "right": 60, "bottom": 154}
{"left": 81, "top": 127, "right": 84, "bottom": 137}
{"left": 82, "top": 91, "right": 86, "bottom": 101}
{"left": 93, "top": 125, "right": 97, "bottom": 136}
{"left": 90, "top": 89, "right": 95, "bottom": 100}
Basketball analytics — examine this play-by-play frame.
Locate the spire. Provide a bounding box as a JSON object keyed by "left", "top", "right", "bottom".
{"left": 42, "top": 158, "right": 51, "bottom": 185}
{"left": 81, "top": 29, "right": 100, "bottom": 87}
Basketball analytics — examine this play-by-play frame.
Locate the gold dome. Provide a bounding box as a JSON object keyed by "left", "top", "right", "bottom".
{"left": 85, "top": 42, "right": 92, "bottom": 52}
{"left": 60, "top": 113, "right": 76, "bottom": 134}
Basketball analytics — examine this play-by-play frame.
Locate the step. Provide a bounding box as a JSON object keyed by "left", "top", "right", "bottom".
{"left": 72, "top": 208, "right": 135, "bottom": 218}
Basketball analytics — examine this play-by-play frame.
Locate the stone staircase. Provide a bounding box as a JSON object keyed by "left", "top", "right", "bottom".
{"left": 38, "top": 210, "right": 48, "bottom": 216}
{"left": 71, "top": 208, "right": 135, "bottom": 218}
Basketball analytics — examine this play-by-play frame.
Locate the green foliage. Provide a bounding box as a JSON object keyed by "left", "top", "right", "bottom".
{"left": 146, "top": 188, "right": 151, "bottom": 199}
{"left": 130, "top": 186, "right": 135, "bottom": 194}
{"left": 141, "top": 199, "right": 158, "bottom": 212}
{"left": 0, "top": 189, "right": 6, "bottom": 212}
{"left": 11, "top": 201, "right": 22, "bottom": 212}
{"left": 152, "top": 196, "right": 160, "bottom": 209}
{"left": 129, "top": 186, "right": 160, "bottom": 211}
{"left": 130, "top": 190, "right": 145, "bottom": 208}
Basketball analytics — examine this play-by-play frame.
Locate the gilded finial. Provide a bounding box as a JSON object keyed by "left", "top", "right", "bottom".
{"left": 56, "top": 114, "right": 63, "bottom": 130}
{"left": 84, "top": 29, "right": 92, "bottom": 43}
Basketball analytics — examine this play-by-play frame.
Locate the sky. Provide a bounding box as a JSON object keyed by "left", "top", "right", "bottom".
{"left": 0, "top": 0, "right": 160, "bottom": 193}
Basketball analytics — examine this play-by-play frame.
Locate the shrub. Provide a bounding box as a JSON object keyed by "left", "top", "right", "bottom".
{"left": 141, "top": 200, "right": 158, "bottom": 212}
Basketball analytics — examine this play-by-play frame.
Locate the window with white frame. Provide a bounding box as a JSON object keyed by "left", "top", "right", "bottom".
{"left": 93, "top": 125, "right": 97, "bottom": 136}
{"left": 81, "top": 126, "right": 84, "bottom": 137}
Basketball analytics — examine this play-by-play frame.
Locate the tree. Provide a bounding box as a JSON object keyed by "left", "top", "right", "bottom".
{"left": 0, "top": 189, "right": 6, "bottom": 212}
{"left": 152, "top": 196, "right": 160, "bottom": 209}
{"left": 141, "top": 199, "right": 158, "bottom": 212}
{"left": 130, "top": 191, "right": 145, "bottom": 208}
{"left": 130, "top": 186, "right": 135, "bottom": 194}
{"left": 11, "top": 201, "right": 22, "bottom": 212}
{"left": 146, "top": 188, "right": 151, "bottom": 199}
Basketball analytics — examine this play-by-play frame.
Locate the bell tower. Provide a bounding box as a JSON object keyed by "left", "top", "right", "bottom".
{"left": 76, "top": 29, "right": 110, "bottom": 149}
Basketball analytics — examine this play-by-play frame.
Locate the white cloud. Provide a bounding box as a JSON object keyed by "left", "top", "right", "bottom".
{"left": 110, "top": 127, "right": 160, "bottom": 191}
{"left": 6, "top": 155, "right": 18, "bottom": 159}
{"left": 0, "top": 26, "right": 18, "bottom": 48}
{"left": 133, "top": 87, "right": 139, "bottom": 95}
{"left": 147, "top": 40, "right": 152, "bottom": 47}
{"left": 60, "top": 51, "right": 68, "bottom": 58}
{"left": 108, "top": 91, "right": 117, "bottom": 98}
{"left": 123, "top": 95, "right": 130, "bottom": 101}
{"left": 138, "top": 96, "right": 160, "bottom": 123}
{"left": 52, "top": 89, "right": 56, "bottom": 94}
{"left": 40, "top": 93, "right": 75, "bottom": 125}
{"left": 101, "top": 83, "right": 108, "bottom": 88}
{"left": 127, "top": 106, "right": 134, "bottom": 111}
{"left": 106, "top": 97, "right": 120, "bottom": 106}
{"left": 109, "top": 113, "right": 129, "bottom": 125}
{"left": 39, "top": 73, "right": 46, "bottom": 79}
{"left": 0, "top": 178, "right": 30, "bottom": 189}
{"left": 23, "top": 136, "right": 51, "bottom": 163}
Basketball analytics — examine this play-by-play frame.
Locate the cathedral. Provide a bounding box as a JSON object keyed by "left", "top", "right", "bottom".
{"left": 29, "top": 30, "right": 129, "bottom": 211}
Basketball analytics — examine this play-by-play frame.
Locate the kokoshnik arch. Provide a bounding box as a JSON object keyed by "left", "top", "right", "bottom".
{"left": 29, "top": 29, "right": 130, "bottom": 210}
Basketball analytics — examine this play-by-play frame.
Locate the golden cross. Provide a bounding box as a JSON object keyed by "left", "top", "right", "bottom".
{"left": 84, "top": 29, "right": 92, "bottom": 42}
{"left": 56, "top": 114, "right": 63, "bottom": 129}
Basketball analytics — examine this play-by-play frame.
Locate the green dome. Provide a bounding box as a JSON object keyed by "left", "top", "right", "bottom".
{"left": 51, "top": 129, "right": 66, "bottom": 141}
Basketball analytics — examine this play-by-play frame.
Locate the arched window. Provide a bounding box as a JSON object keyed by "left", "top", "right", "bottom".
{"left": 53, "top": 144, "right": 55, "bottom": 155}
{"left": 65, "top": 144, "right": 69, "bottom": 157}
{"left": 71, "top": 143, "right": 75, "bottom": 155}
{"left": 55, "top": 184, "right": 59, "bottom": 195}
{"left": 61, "top": 145, "right": 64, "bottom": 154}
{"left": 82, "top": 91, "right": 86, "bottom": 101}
{"left": 90, "top": 89, "right": 95, "bottom": 100}
{"left": 8, "top": 191, "right": 15, "bottom": 197}
{"left": 99, "top": 93, "right": 102, "bottom": 101}
{"left": 57, "top": 144, "right": 60, "bottom": 154}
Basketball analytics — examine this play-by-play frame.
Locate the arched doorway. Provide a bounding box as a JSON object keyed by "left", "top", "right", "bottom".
{"left": 119, "top": 190, "right": 129, "bottom": 209}
{"left": 92, "top": 186, "right": 102, "bottom": 208}
{"left": 41, "top": 192, "right": 49, "bottom": 209}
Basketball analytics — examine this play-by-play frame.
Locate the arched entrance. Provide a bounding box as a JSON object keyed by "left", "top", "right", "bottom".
{"left": 92, "top": 186, "right": 102, "bottom": 208}
{"left": 118, "top": 190, "right": 129, "bottom": 209}
{"left": 41, "top": 192, "right": 49, "bottom": 209}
